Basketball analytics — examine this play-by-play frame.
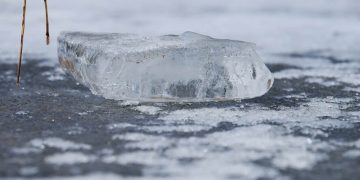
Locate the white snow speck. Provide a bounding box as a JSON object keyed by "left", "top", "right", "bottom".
{"left": 343, "top": 150, "right": 360, "bottom": 158}
{"left": 28, "top": 138, "right": 92, "bottom": 151}
{"left": 15, "top": 111, "right": 29, "bottom": 115}
{"left": 118, "top": 100, "right": 140, "bottom": 106}
{"left": 78, "top": 112, "right": 88, "bottom": 116}
{"left": 106, "top": 123, "right": 136, "bottom": 130}
{"left": 19, "top": 167, "right": 38, "bottom": 176}
{"left": 41, "top": 67, "right": 66, "bottom": 81}
{"left": 45, "top": 152, "right": 97, "bottom": 165}
{"left": 132, "top": 106, "right": 162, "bottom": 115}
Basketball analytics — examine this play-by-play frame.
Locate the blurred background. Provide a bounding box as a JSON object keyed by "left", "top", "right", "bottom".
{"left": 1, "top": 0, "right": 359, "bottom": 61}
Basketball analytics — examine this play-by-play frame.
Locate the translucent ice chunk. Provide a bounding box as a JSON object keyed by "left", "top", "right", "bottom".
{"left": 58, "top": 31, "right": 273, "bottom": 102}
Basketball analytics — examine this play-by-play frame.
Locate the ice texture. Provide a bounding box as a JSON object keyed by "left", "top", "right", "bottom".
{"left": 58, "top": 31, "right": 273, "bottom": 102}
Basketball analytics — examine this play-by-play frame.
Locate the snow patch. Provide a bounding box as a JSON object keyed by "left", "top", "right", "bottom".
{"left": 15, "top": 111, "right": 29, "bottom": 115}
{"left": 343, "top": 150, "right": 360, "bottom": 158}
{"left": 45, "top": 152, "right": 96, "bottom": 165}
{"left": 132, "top": 106, "right": 162, "bottom": 115}
{"left": 41, "top": 67, "right": 66, "bottom": 81}
{"left": 19, "top": 167, "right": 38, "bottom": 176}
{"left": 28, "top": 138, "right": 91, "bottom": 151}
{"left": 103, "top": 125, "right": 331, "bottom": 179}
{"left": 118, "top": 100, "right": 140, "bottom": 106}
{"left": 107, "top": 123, "right": 136, "bottom": 130}
{"left": 112, "top": 133, "right": 172, "bottom": 149}
{"left": 140, "top": 124, "right": 211, "bottom": 133}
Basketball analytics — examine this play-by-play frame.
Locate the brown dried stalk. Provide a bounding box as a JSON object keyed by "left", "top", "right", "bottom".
{"left": 17, "top": 0, "right": 50, "bottom": 85}
{"left": 44, "top": 0, "right": 50, "bottom": 45}
{"left": 16, "top": 0, "right": 27, "bottom": 85}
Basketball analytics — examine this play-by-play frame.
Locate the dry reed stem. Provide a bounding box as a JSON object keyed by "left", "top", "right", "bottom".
{"left": 17, "top": 0, "right": 50, "bottom": 84}
{"left": 16, "top": 0, "right": 27, "bottom": 85}
{"left": 44, "top": 0, "right": 50, "bottom": 45}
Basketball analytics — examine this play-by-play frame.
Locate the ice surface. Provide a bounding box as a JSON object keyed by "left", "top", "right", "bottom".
{"left": 58, "top": 31, "right": 273, "bottom": 101}
{"left": 3, "top": 0, "right": 360, "bottom": 179}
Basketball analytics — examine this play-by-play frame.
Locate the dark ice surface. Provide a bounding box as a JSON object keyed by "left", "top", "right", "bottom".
{"left": 1, "top": 0, "right": 360, "bottom": 179}
{"left": 1, "top": 55, "right": 360, "bottom": 180}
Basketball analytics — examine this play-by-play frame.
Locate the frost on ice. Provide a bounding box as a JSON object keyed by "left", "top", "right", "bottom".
{"left": 58, "top": 31, "right": 273, "bottom": 102}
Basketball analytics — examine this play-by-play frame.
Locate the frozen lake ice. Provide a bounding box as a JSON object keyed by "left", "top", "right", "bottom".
{"left": 58, "top": 31, "right": 273, "bottom": 101}
{"left": 1, "top": 0, "right": 360, "bottom": 179}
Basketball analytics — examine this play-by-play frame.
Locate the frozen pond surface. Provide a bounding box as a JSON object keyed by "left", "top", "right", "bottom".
{"left": 1, "top": 0, "right": 360, "bottom": 179}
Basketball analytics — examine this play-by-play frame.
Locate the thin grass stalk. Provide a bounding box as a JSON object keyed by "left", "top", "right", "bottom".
{"left": 44, "top": 0, "right": 50, "bottom": 45}
{"left": 16, "top": 0, "right": 27, "bottom": 85}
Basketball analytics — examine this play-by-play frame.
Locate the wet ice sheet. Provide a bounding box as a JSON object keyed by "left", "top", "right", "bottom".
{"left": 2, "top": 79, "right": 360, "bottom": 180}
{"left": 1, "top": 0, "right": 360, "bottom": 179}
{"left": 2, "top": 56, "right": 360, "bottom": 180}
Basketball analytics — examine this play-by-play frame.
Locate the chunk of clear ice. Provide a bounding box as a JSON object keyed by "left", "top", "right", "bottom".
{"left": 58, "top": 31, "right": 273, "bottom": 102}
